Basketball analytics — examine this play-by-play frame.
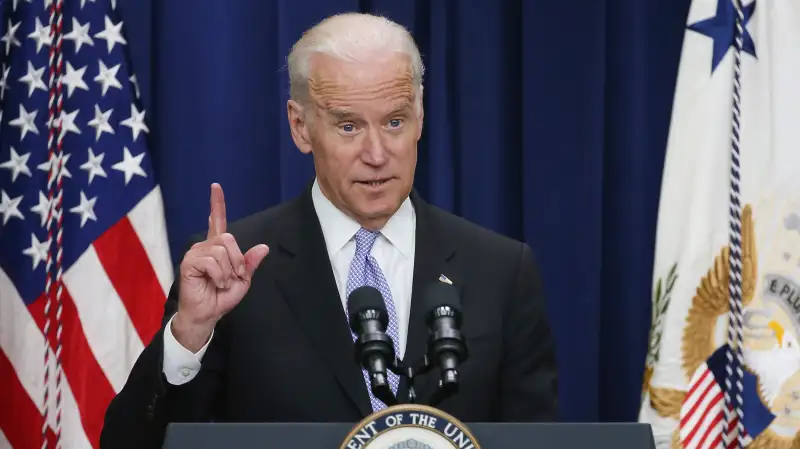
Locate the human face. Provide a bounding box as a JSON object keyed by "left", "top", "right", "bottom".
{"left": 287, "top": 52, "right": 423, "bottom": 230}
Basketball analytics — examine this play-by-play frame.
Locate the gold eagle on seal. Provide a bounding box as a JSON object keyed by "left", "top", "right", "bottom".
{"left": 648, "top": 204, "right": 800, "bottom": 448}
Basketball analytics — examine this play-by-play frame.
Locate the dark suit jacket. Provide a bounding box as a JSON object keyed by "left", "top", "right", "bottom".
{"left": 99, "top": 186, "right": 558, "bottom": 449}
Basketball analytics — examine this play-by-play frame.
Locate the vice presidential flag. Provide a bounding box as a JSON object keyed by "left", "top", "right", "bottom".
{"left": 0, "top": 1, "right": 172, "bottom": 448}
{"left": 639, "top": 0, "right": 800, "bottom": 448}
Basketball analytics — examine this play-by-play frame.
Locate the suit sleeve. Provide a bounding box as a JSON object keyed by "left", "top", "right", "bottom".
{"left": 99, "top": 244, "right": 228, "bottom": 449}
{"left": 498, "top": 242, "right": 559, "bottom": 422}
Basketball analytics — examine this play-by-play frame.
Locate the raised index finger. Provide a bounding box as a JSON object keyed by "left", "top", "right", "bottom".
{"left": 207, "top": 183, "right": 227, "bottom": 239}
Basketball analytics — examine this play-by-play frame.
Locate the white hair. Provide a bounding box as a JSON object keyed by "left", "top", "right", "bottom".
{"left": 287, "top": 12, "right": 425, "bottom": 107}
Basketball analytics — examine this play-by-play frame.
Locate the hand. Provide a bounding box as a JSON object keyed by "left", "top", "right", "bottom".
{"left": 173, "top": 183, "right": 270, "bottom": 352}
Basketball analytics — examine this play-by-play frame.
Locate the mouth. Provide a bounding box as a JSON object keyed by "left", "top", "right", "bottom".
{"left": 355, "top": 178, "right": 392, "bottom": 188}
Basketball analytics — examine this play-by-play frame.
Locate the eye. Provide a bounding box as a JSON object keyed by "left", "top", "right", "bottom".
{"left": 387, "top": 118, "right": 403, "bottom": 128}
{"left": 340, "top": 123, "right": 356, "bottom": 133}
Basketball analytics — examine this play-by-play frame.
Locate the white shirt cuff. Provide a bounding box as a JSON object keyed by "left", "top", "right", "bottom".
{"left": 162, "top": 313, "right": 214, "bottom": 385}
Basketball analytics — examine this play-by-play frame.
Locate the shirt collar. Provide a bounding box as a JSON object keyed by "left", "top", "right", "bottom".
{"left": 311, "top": 178, "right": 415, "bottom": 259}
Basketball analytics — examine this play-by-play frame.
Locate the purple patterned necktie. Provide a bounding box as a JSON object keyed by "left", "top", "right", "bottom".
{"left": 346, "top": 228, "right": 401, "bottom": 411}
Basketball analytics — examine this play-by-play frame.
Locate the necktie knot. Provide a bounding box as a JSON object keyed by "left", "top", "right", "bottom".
{"left": 354, "top": 228, "right": 379, "bottom": 256}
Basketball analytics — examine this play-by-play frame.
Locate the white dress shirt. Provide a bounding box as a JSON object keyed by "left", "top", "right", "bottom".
{"left": 162, "top": 179, "right": 416, "bottom": 385}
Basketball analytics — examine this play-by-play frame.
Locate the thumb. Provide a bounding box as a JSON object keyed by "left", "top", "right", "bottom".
{"left": 243, "top": 244, "right": 270, "bottom": 279}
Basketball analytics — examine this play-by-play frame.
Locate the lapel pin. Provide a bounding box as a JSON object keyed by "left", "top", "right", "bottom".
{"left": 439, "top": 274, "right": 453, "bottom": 285}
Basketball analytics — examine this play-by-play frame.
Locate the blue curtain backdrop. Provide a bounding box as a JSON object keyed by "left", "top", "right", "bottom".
{"left": 118, "top": 0, "right": 693, "bottom": 422}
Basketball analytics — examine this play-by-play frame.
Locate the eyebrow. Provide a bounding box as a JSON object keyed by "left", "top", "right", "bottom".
{"left": 327, "top": 109, "right": 359, "bottom": 121}
{"left": 326, "top": 103, "right": 412, "bottom": 122}
{"left": 386, "top": 103, "right": 412, "bottom": 116}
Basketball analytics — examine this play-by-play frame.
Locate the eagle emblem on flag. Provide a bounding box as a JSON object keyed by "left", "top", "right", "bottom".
{"left": 637, "top": 0, "right": 800, "bottom": 447}
{"left": 648, "top": 199, "right": 800, "bottom": 448}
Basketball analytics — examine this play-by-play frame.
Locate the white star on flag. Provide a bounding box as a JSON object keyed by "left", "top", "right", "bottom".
{"left": 0, "top": 66, "right": 10, "bottom": 100}
{"left": 0, "top": 147, "right": 32, "bottom": 182}
{"left": 129, "top": 74, "right": 140, "bottom": 99}
{"left": 80, "top": 148, "right": 107, "bottom": 184}
{"left": 0, "top": 190, "right": 24, "bottom": 224}
{"left": 112, "top": 147, "right": 147, "bottom": 184}
{"left": 27, "top": 17, "right": 52, "bottom": 53}
{"left": 29, "top": 191, "right": 52, "bottom": 227}
{"left": 21, "top": 232, "right": 50, "bottom": 270}
{"left": 64, "top": 17, "right": 94, "bottom": 53}
{"left": 62, "top": 62, "right": 89, "bottom": 98}
{"left": 88, "top": 104, "right": 114, "bottom": 141}
{"left": 69, "top": 191, "right": 98, "bottom": 227}
{"left": 37, "top": 152, "right": 72, "bottom": 186}
{"left": 8, "top": 104, "right": 38, "bottom": 140}
{"left": 94, "top": 16, "right": 127, "bottom": 53}
{"left": 2, "top": 19, "right": 21, "bottom": 54}
{"left": 18, "top": 62, "right": 47, "bottom": 97}
{"left": 94, "top": 60, "right": 122, "bottom": 95}
{"left": 59, "top": 109, "right": 82, "bottom": 142}
{"left": 120, "top": 104, "right": 149, "bottom": 141}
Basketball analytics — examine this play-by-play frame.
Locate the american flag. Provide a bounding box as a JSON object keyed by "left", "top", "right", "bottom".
{"left": 0, "top": 1, "right": 172, "bottom": 448}
{"left": 679, "top": 344, "right": 774, "bottom": 449}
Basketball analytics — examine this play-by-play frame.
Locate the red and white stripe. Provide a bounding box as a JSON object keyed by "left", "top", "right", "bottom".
{"left": 0, "top": 187, "right": 173, "bottom": 449}
{"left": 679, "top": 363, "right": 742, "bottom": 449}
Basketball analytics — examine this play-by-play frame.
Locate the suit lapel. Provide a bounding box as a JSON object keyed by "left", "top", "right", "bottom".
{"left": 272, "top": 187, "right": 373, "bottom": 417}
{"left": 400, "top": 191, "right": 459, "bottom": 403}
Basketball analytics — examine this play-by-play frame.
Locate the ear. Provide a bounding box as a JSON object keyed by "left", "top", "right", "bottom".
{"left": 287, "top": 99, "right": 313, "bottom": 154}
{"left": 415, "top": 85, "right": 425, "bottom": 141}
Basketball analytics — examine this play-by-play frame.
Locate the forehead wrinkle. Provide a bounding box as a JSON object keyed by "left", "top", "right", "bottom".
{"left": 308, "top": 60, "right": 413, "bottom": 92}
{"left": 309, "top": 74, "right": 413, "bottom": 98}
{"left": 312, "top": 91, "right": 415, "bottom": 121}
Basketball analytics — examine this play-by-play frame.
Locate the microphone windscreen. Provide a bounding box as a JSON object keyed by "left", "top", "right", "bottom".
{"left": 347, "top": 286, "right": 386, "bottom": 322}
{"left": 422, "top": 282, "right": 461, "bottom": 312}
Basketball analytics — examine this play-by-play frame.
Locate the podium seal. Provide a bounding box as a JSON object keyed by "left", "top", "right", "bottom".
{"left": 339, "top": 404, "right": 481, "bottom": 449}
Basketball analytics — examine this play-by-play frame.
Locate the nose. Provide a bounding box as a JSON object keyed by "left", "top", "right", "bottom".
{"left": 360, "top": 127, "right": 389, "bottom": 166}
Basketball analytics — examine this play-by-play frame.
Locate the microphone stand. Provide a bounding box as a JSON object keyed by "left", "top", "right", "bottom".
{"left": 364, "top": 357, "right": 461, "bottom": 408}
{"left": 360, "top": 347, "right": 403, "bottom": 407}
{"left": 368, "top": 355, "right": 455, "bottom": 408}
{"left": 403, "top": 354, "right": 459, "bottom": 407}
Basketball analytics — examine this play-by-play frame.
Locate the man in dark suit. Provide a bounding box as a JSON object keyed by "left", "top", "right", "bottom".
{"left": 99, "top": 12, "right": 558, "bottom": 449}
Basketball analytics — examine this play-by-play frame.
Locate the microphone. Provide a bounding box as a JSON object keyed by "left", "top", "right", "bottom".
{"left": 347, "top": 285, "right": 398, "bottom": 407}
{"left": 422, "top": 282, "right": 468, "bottom": 406}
